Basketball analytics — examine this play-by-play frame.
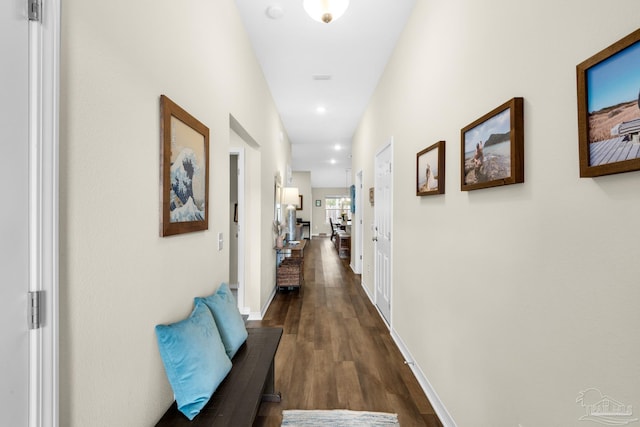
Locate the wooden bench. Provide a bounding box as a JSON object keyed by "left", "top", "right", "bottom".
{"left": 613, "top": 118, "right": 640, "bottom": 137}
{"left": 156, "top": 327, "right": 283, "bottom": 427}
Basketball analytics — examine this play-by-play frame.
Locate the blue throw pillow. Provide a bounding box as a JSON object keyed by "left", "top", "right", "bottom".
{"left": 196, "top": 283, "right": 248, "bottom": 359}
{"left": 155, "top": 300, "right": 232, "bottom": 420}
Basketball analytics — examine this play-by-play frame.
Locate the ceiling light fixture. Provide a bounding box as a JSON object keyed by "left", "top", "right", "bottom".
{"left": 303, "top": 0, "right": 349, "bottom": 24}
{"left": 316, "top": 106, "right": 326, "bottom": 114}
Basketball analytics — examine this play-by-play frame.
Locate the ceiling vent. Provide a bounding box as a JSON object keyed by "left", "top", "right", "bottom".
{"left": 312, "top": 74, "right": 332, "bottom": 81}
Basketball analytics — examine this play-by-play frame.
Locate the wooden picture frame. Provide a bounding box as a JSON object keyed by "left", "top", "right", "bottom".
{"left": 296, "top": 195, "right": 303, "bottom": 211}
{"left": 461, "top": 97, "right": 524, "bottom": 191}
{"left": 160, "top": 95, "right": 210, "bottom": 236}
{"left": 416, "top": 141, "right": 446, "bottom": 196}
{"left": 577, "top": 28, "right": 640, "bottom": 178}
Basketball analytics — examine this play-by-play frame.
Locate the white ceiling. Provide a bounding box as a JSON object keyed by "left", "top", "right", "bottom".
{"left": 235, "top": 0, "right": 416, "bottom": 187}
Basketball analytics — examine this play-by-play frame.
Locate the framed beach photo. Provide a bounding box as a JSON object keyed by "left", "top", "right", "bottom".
{"left": 460, "top": 98, "right": 524, "bottom": 191}
{"left": 577, "top": 28, "right": 640, "bottom": 178}
{"left": 160, "top": 95, "right": 210, "bottom": 236}
{"left": 416, "top": 141, "right": 445, "bottom": 196}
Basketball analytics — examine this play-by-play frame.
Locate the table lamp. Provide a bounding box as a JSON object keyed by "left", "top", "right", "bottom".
{"left": 281, "top": 187, "right": 299, "bottom": 241}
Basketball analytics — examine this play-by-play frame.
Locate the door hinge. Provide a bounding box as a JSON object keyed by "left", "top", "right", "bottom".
{"left": 28, "top": 290, "right": 44, "bottom": 329}
{"left": 28, "top": 0, "right": 41, "bottom": 22}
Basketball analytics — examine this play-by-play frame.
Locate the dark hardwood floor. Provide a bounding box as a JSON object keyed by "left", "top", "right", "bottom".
{"left": 249, "top": 237, "right": 443, "bottom": 427}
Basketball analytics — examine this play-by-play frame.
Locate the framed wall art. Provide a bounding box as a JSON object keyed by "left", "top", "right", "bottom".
{"left": 416, "top": 141, "right": 446, "bottom": 196}
{"left": 315, "top": 199, "right": 321, "bottom": 207}
{"left": 160, "top": 95, "right": 210, "bottom": 236}
{"left": 577, "top": 28, "right": 640, "bottom": 178}
{"left": 296, "top": 195, "right": 303, "bottom": 210}
{"left": 461, "top": 97, "right": 524, "bottom": 191}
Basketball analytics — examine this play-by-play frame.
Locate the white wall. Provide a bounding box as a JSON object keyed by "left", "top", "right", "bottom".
{"left": 352, "top": 1, "right": 640, "bottom": 426}
{"left": 59, "top": 0, "right": 290, "bottom": 425}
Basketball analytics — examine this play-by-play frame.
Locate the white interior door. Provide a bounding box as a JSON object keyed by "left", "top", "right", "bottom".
{"left": 374, "top": 141, "right": 393, "bottom": 325}
{"left": 1, "top": 3, "right": 31, "bottom": 425}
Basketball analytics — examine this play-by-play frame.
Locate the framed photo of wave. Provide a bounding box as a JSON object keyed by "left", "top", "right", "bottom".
{"left": 461, "top": 97, "right": 524, "bottom": 191}
{"left": 416, "top": 141, "right": 445, "bottom": 196}
{"left": 160, "top": 95, "right": 209, "bottom": 236}
{"left": 577, "top": 28, "right": 640, "bottom": 178}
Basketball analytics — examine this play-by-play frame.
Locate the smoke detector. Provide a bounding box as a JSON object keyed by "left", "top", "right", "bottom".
{"left": 265, "top": 5, "right": 285, "bottom": 20}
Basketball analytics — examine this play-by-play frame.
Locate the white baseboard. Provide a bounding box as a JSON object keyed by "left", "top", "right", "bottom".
{"left": 247, "top": 310, "right": 261, "bottom": 320}
{"left": 350, "top": 262, "right": 360, "bottom": 274}
{"left": 247, "top": 285, "right": 277, "bottom": 321}
{"left": 390, "top": 329, "right": 457, "bottom": 427}
{"left": 360, "top": 279, "right": 374, "bottom": 303}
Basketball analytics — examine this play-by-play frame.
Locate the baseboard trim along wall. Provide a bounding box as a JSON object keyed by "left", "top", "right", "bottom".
{"left": 391, "top": 329, "right": 457, "bottom": 427}
{"left": 360, "top": 279, "right": 374, "bottom": 304}
{"left": 248, "top": 285, "right": 277, "bottom": 321}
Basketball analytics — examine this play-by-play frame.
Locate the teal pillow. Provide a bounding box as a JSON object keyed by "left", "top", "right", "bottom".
{"left": 196, "top": 283, "right": 248, "bottom": 359}
{"left": 155, "top": 300, "right": 232, "bottom": 420}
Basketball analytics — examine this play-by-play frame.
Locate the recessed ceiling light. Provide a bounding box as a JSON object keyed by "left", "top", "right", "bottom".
{"left": 265, "top": 5, "right": 285, "bottom": 20}
{"left": 330, "top": 159, "right": 336, "bottom": 165}
{"left": 316, "top": 106, "right": 326, "bottom": 114}
{"left": 334, "top": 144, "right": 341, "bottom": 151}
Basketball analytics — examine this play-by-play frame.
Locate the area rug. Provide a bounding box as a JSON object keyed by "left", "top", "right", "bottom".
{"left": 281, "top": 409, "right": 399, "bottom": 426}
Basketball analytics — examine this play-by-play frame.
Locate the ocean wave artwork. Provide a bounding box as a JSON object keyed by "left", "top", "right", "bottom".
{"left": 170, "top": 148, "right": 205, "bottom": 222}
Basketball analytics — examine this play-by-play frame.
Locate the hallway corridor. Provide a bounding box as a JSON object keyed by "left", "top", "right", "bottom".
{"left": 251, "top": 237, "right": 443, "bottom": 426}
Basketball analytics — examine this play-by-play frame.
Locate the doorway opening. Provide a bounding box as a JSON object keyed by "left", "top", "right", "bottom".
{"left": 229, "top": 115, "right": 261, "bottom": 317}
{"left": 229, "top": 151, "right": 244, "bottom": 309}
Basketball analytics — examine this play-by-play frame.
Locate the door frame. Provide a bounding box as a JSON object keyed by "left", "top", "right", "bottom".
{"left": 373, "top": 138, "right": 393, "bottom": 329}
{"left": 352, "top": 170, "right": 363, "bottom": 274}
{"left": 229, "top": 148, "right": 246, "bottom": 312}
{"left": 30, "top": 0, "right": 60, "bottom": 425}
